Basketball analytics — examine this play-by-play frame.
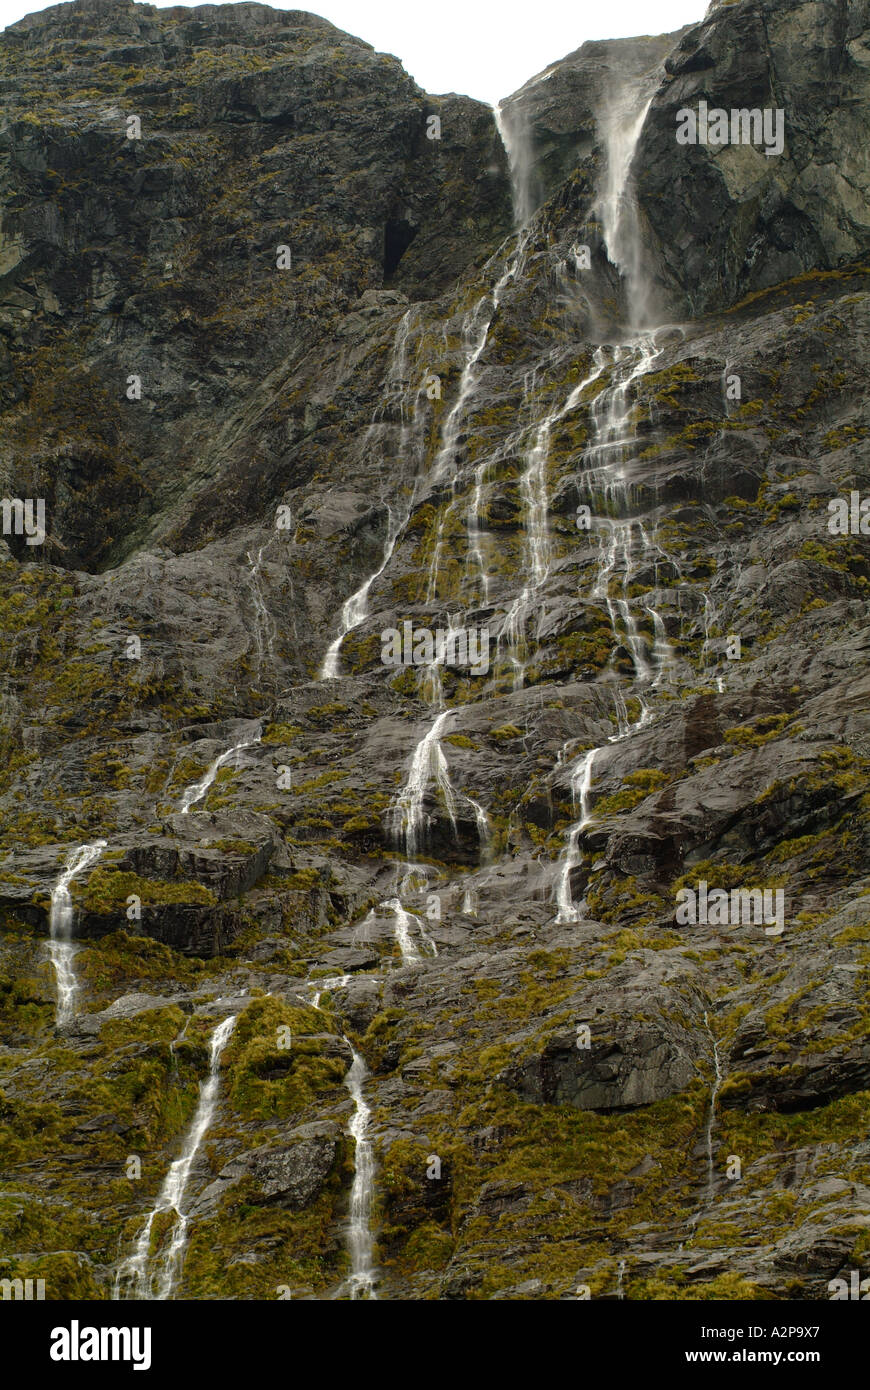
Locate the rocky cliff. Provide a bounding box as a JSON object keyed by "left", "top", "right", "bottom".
{"left": 0, "top": 0, "right": 869, "bottom": 1302}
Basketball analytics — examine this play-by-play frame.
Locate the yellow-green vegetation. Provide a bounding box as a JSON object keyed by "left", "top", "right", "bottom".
{"left": 262, "top": 723, "right": 303, "bottom": 744}
{"left": 490, "top": 724, "right": 525, "bottom": 742}
{"left": 594, "top": 768, "right": 671, "bottom": 816}
{"left": 179, "top": 1164, "right": 352, "bottom": 1298}
{"left": 0, "top": 1005, "right": 215, "bottom": 1297}
{"left": 722, "top": 712, "right": 800, "bottom": 749}
{"left": 78, "top": 932, "right": 213, "bottom": 996}
{"left": 81, "top": 869, "right": 218, "bottom": 913}
{"left": 224, "top": 996, "right": 347, "bottom": 1120}
{"left": 585, "top": 874, "right": 670, "bottom": 928}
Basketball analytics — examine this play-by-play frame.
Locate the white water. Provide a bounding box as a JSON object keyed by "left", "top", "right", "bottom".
{"left": 554, "top": 750, "right": 597, "bottom": 924}
{"left": 397, "top": 867, "right": 441, "bottom": 956}
{"left": 309, "top": 974, "right": 352, "bottom": 1012}
{"left": 425, "top": 230, "right": 529, "bottom": 601}
{"left": 245, "top": 541, "right": 277, "bottom": 683}
{"left": 499, "top": 375, "right": 555, "bottom": 685}
{"left": 389, "top": 708, "right": 457, "bottom": 860}
{"left": 48, "top": 840, "right": 107, "bottom": 1026}
{"left": 703, "top": 1010, "right": 723, "bottom": 1202}
{"left": 500, "top": 353, "right": 608, "bottom": 687}
{"left": 465, "top": 460, "right": 495, "bottom": 606}
{"left": 466, "top": 797, "right": 490, "bottom": 855}
{"left": 321, "top": 308, "right": 425, "bottom": 678}
{"left": 495, "top": 100, "right": 539, "bottom": 230}
{"left": 304, "top": 982, "right": 380, "bottom": 1295}
{"left": 321, "top": 503, "right": 404, "bottom": 680}
{"left": 595, "top": 72, "right": 661, "bottom": 330}
{"left": 343, "top": 1044, "right": 377, "bottom": 1299}
{"left": 383, "top": 897, "right": 424, "bottom": 965}
{"left": 178, "top": 729, "right": 261, "bottom": 814}
{"left": 115, "top": 1014, "right": 237, "bottom": 1300}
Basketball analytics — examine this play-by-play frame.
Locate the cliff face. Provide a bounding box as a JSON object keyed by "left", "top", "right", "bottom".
{"left": 0, "top": 0, "right": 869, "bottom": 1302}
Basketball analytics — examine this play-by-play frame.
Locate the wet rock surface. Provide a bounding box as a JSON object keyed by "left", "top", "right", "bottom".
{"left": 0, "top": 0, "right": 869, "bottom": 1302}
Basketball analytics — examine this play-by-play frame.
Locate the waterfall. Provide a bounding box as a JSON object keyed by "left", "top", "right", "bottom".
{"left": 494, "top": 100, "right": 539, "bottom": 230}
{"left": 320, "top": 308, "right": 425, "bottom": 679}
{"left": 576, "top": 70, "right": 671, "bottom": 709}
{"left": 444, "top": 100, "right": 540, "bottom": 608}
{"left": 389, "top": 708, "right": 458, "bottom": 860}
{"left": 466, "top": 797, "right": 490, "bottom": 856}
{"left": 499, "top": 350, "right": 609, "bottom": 687}
{"left": 398, "top": 867, "right": 441, "bottom": 955}
{"left": 384, "top": 897, "right": 423, "bottom": 965}
{"left": 499, "top": 377, "right": 555, "bottom": 686}
{"left": 48, "top": 840, "right": 107, "bottom": 1027}
{"left": 303, "top": 984, "right": 379, "bottom": 1295}
{"left": 554, "top": 749, "right": 597, "bottom": 924}
{"left": 703, "top": 1010, "right": 723, "bottom": 1202}
{"left": 308, "top": 975, "right": 352, "bottom": 1012}
{"left": 115, "top": 1014, "right": 237, "bottom": 1300}
{"left": 595, "top": 69, "right": 662, "bottom": 330}
{"left": 321, "top": 503, "right": 404, "bottom": 680}
{"left": 244, "top": 541, "right": 277, "bottom": 683}
{"left": 343, "top": 1043, "right": 377, "bottom": 1300}
{"left": 465, "top": 460, "right": 495, "bottom": 606}
{"left": 425, "top": 232, "right": 528, "bottom": 599}
{"left": 178, "top": 727, "right": 261, "bottom": 814}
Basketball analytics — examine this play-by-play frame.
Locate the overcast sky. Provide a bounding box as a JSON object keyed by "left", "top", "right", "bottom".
{"left": 0, "top": 0, "right": 708, "bottom": 104}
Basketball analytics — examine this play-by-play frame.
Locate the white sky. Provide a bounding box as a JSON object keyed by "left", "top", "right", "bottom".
{"left": 0, "top": 0, "right": 708, "bottom": 104}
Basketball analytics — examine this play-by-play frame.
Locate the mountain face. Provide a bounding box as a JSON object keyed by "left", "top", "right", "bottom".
{"left": 0, "top": 0, "right": 868, "bottom": 1302}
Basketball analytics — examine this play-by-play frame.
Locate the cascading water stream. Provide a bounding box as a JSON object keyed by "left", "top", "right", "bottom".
{"left": 425, "top": 103, "right": 540, "bottom": 610}
{"left": 321, "top": 503, "right": 404, "bottom": 680}
{"left": 703, "top": 1010, "right": 723, "bottom": 1202}
{"left": 384, "top": 897, "right": 422, "bottom": 965}
{"left": 594, "top": 70, "right": 662, "bottom": 331}
{"left": 48, "top": 840, "right": 107, "bottom": 1027}
{"left": 389, "top": 708, "right": 458, "bottom": 861}
{"left": 343, "top": 1045, "right": 377, "bottom": 1300}
{"left": 301, "top": 76, "right": 675, "bottom": 1299}
{"left": 115, "top": 1014, "right": 237, "bottom": 1300}
{"left": 554, "top": 750, "right": 598, "bottom": 925}
{"left": 320, "top": 308, "right": 427, "bottom": 679}
{"left": 495, "top": 99, "right": 540, "bottom": 232}
{"left": 499, "top": 350, "right": 609, "bottom": 687}
{"left": 303, "top": 976, "right": 377, "bottom": 1295}
{"left": 177, "top": 727, "right": 261, "bottom": 814}
{"left": 307, "top": 975, "right": 352, "bottom": 1012}
{"left": 245, "top": 540, "right": 277, "bottom": 684}
{"left": 425, "top": 227, "right": 530, "bottom": 604}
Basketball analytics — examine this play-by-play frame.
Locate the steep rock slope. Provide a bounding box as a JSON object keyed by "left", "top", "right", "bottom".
{"left": 0, "top": 0, "right": 869, "bottom": 1302}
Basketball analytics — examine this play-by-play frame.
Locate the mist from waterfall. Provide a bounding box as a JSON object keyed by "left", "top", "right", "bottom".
{"left": 495, "top": 99, "right": 541, "bottom": 230}
{"left": 594, "top": 68, "right": 664, "bottom": 330}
